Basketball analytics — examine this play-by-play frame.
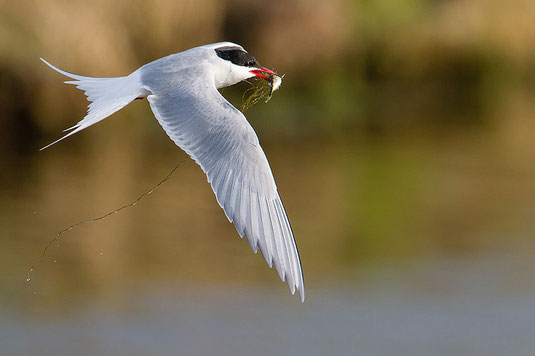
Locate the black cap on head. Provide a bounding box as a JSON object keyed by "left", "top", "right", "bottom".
{"left": 215, "top": 46, "right": 260, "bottom": 67}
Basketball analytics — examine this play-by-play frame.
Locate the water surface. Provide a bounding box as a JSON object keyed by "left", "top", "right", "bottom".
{"left": 1, "top": 128, "right": 535, "bottom": 355}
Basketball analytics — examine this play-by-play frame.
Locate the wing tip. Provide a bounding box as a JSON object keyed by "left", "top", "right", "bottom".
{"left": 289, "top": 280, "right": 305, "bottom": 303}
{"left": 296, "top": 279, "right": 305, "bottom": 303}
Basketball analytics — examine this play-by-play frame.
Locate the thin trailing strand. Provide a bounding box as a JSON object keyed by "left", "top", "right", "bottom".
{"left": 26, "top": 157, "right": 188, "bottom": 283}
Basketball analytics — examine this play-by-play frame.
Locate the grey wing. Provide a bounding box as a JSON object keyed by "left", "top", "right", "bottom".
{"left": 143, "top": 70, "right": 305, "bottom": 301}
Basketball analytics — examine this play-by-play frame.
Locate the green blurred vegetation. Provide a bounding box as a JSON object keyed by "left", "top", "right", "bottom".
{"left": 1, "top": 0, "right": 535, "bottom": 153}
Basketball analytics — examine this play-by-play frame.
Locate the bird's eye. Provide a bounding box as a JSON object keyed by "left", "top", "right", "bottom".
{"left": 248, "top": 60, "right": 256, "bottom": 67}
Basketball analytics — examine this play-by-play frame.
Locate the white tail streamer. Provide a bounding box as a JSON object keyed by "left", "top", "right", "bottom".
{"left": 40, "top": 59, "right": 148, "bottom": 150}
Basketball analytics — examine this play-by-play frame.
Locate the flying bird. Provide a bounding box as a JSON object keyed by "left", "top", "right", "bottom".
{"left": 40, "top": 42, "right": 305, "bottom": 302}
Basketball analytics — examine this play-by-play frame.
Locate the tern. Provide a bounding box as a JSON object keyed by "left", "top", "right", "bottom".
{"left": 40, "top": 42, "right": 305, "bottom": 302}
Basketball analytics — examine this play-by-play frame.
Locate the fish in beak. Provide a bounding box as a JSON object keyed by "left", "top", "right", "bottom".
{"left": 249, "top": 67, "right": 283, "bottom": 102}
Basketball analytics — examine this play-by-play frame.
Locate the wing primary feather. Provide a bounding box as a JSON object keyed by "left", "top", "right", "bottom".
{"left": 260, "top": 195, "right": 278, "bottom": 270}
{"left": 229, "top": 177, "right": 243, "bottom": 235}
{"left": 251, "top": 192, "right": 272, "bottom": 266}
{"left": 211, "top": 163, "right": 226, "bottom": 193}
{"left": 274, "top": 200, "right": 295, "bottom": 280}
{"left": 267, "top": 199, "right": 288, "bottom": 282}
{"left": 242, "top": 188, "right": 257, "bottom": 252}
{"left": 274, "top": 199, "right": 298, "bottom": 295}
{"left": 207, "top": 161, "right": 224, "bottom": 184}
{"left": 255, "top": 194, "right": 273, "bottom": 267}
{"left": 223, "top": 170, "right": 237, "bottom": 220}
{"left": 217, "top": 169, "right": 233, "bottom": 221}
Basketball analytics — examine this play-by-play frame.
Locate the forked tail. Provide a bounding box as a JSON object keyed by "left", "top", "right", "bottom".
{"left": 40, "top": 59, "right": 148, "bottom": 150}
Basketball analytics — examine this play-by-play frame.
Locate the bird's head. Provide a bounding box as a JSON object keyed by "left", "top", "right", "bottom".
{"left": 207, "top": 42, "right": 278, "bottom": 89}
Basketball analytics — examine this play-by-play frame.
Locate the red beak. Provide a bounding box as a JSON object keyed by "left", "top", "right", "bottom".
{"left": 249, "top": 67, "right": 279, "bottom": 81}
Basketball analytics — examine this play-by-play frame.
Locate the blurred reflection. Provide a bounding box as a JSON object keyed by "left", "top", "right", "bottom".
{"left": 2, "top": 125, "right": 535, "bottom": 301}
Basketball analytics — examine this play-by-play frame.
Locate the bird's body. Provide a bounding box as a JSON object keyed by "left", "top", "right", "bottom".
{"left": 41, "top": 42, "right": 305, "bottom": 301}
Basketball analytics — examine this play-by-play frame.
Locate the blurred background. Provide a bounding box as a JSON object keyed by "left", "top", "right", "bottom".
{"left": 2, "top": 0, "right": 535, "bottom": 354}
